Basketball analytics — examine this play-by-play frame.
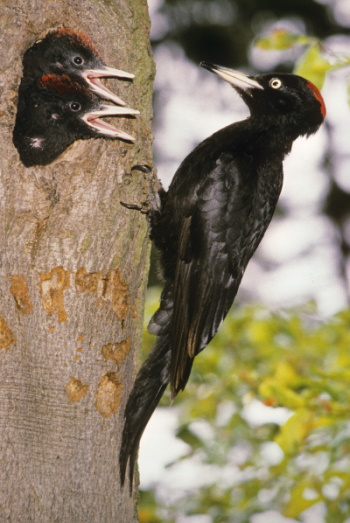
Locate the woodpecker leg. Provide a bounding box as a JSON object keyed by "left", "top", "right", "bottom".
{"left": 120, "top": 201, "right": 150, "bottom": 214}
{"left": 121, "top": 164, "right": 162, "bottom": 216}
{"left": 120, "top": 195, "right": 162, "bottom": 244}
{"left": 131, "top": 164, "right": 152, "bottom": 174}
{"left": 120, "top": 200, "right": 155, "bottom": 239}
{"left": 120, "top": 189, "right": 161, "bottom": 213}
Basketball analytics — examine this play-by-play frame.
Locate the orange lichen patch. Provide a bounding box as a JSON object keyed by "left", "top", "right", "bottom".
{"left": 40, "top": 266, "right": 71, "bottom": 322}
{"left": 0, "top": 316, "right": 16, "bottom": 350}
{"left": 65, "top": 377, "right": 89, "bottom": 402}
{"left": 9, "top": 274, "right": 33, "bottom": 315}
{"left": 75, "top": 267, "right": 130, "bottom": 321}
{"left": 75, "top": 267, "right": 102, "bottom": 294}
{"left": 102, "top": 269, "right": 130, "bottom": 321}
{"left": 77, "top": 347, "right": 83, "bottom": 353}
{"left": 95, "top": 372, "right": 122, "bottom": 418}
{"left": 77, "top": 335, "right": 85, "bottom": 342}
{"left": 132, "top": 303, "right": 138, "bottom": 318}
{"left": 101, "top": 338, "right": 131, "bottom": 366}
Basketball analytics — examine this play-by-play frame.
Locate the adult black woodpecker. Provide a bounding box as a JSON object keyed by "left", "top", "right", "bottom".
{"left": 119, "top": 63, "right": 326, "bottom": 490}
{"left": 13, "top": 74, "right": 139, "bottom": 167}
{"left": 20, "top": 28, "right": 134, "bottom": 106}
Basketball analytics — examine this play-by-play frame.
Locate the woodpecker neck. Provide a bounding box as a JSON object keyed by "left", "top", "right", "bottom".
{"left": 250, "top": 114, "right": 301, "bottom": 154}
{"left": 224, "top": 116, "right": 296, "bottom": 165}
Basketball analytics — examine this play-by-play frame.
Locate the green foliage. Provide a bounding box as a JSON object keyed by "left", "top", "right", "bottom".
{"left": 140, "top": 290, "right": 350, "bottom": 522}
{"left": 255, "top": 29, "right": 350, "bottom": 89}
{"left": 256, "top": 30, "right": 312, "bottom": 51}
{"left": 139, "top": 27, "right": 350, "bottom": 523}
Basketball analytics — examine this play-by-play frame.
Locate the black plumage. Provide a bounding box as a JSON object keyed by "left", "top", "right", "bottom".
{"left": 20, "top": 28, "right": 134, "bottom": 106}
{"left": 13, "top": 28, "right": 139, "bottom": 166}
{"left": 13, "top": 74, "right": 138, "bottom": 167}
{"left": 120, "top": 63, "right": 326, "bottom": 490}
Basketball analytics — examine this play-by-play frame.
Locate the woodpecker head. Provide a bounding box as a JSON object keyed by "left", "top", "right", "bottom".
{"left": 22, "top": 28, "right": 134, "bottom": 105}
{"left": 201, "top": 62, "right": 326, "bottom": 138}
{"left": 13, "top": 74, "right": 139, "bottom": 167}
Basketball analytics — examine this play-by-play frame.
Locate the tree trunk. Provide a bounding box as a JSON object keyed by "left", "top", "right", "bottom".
{"left": 0, "top": 1, "right": 154, "bottom": 521}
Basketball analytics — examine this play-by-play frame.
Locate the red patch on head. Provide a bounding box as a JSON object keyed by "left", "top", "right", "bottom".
{"left": 39, "top": 74, "right": 89, "bottom": 98}
{"left": 306, "top": 81, "right": 326, "bottom": 118}
{"left": 52, "top": 28, "right": 100, "bottom": 57}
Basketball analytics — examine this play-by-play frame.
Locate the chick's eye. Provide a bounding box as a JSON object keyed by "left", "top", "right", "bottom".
{"left": 270, "top": 78, "right": 282, "bottom": 89}
{"left": 73, "top": 56, "right": 83, "bottom": 65}
{"left": 69, "top": 102, "right": 81, "bottom": 112}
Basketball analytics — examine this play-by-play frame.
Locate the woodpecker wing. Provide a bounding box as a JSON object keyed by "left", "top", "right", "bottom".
{"left": 168, "top": 153, "right": 256, "bottom": 395}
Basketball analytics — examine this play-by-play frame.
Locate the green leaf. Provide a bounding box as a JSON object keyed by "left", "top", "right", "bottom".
{"left": 283, "top": 482, "right": 321, "bottom": 518}
{"left": 275, "top": 410, "right": 313, "bottom": 453}
{"left": 255, "top": 29, "right": 313, "bottom": 50}
{"left": 176, "top": 424, "right": 203, "bottom": 449}
{"left": 294, "top": 43, "right": 332, "bottom": 89}
{"left": 140, "top": 296, "right": 350, "bottom": 521}
{"left": 259, "top": 378, "right": 305, "bottom": 408}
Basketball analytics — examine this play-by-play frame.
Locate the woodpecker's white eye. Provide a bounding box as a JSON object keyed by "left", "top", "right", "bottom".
{"left": 270, "top": 78, "right": 282, "bottom": 89}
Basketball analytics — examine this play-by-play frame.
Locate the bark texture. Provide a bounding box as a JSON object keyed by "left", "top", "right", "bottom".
{"left": 0, "top": 1, "right": 155, "bottom": 521}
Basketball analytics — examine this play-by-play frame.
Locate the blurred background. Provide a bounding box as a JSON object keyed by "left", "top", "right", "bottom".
{"left": 148, "top": 0, "right": 350, "bottom": 316}
{"left": 138, "top": 1, "right": 350, "bottom": 521}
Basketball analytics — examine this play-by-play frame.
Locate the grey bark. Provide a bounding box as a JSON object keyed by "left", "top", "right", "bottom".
{"left": 0, "top": 1, "right": 155, "bottom": 521}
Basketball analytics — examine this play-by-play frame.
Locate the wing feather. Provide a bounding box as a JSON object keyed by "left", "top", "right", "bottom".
{"left": 169, "top": 157, "right": 251, "bottom": 395}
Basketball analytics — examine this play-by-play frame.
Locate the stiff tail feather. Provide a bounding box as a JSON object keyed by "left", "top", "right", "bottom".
{"left": 119, "top": 333, "right": 171, "bottom": 491}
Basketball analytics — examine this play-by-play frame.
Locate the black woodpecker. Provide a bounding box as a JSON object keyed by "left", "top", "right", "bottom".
{"left": 13, "top": 74, "right": 138, "bottom": 167}
{"left": 119, "top": 63, "right": 326, "bottom": 490}
{"left": 20, "top": 28, "right": 134, "bottom": 106}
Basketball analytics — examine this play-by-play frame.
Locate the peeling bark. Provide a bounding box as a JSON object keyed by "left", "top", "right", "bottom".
{"left": 0, "top": 0, "right": 155, "bottom": 520}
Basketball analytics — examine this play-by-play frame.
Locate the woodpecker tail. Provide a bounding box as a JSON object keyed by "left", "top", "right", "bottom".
{"left": 119, "top": 332, "right": 171, "bottom": 491}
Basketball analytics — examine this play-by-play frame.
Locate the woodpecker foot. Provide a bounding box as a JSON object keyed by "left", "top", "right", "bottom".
{"left": 131, "top": 164, "right": 152, "bottom": 174}
{"left": 120, "top": 184, "right": 162, "bottom": 216}
{"left": 120, "top": 201, "right": 150, "bottom": 214}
